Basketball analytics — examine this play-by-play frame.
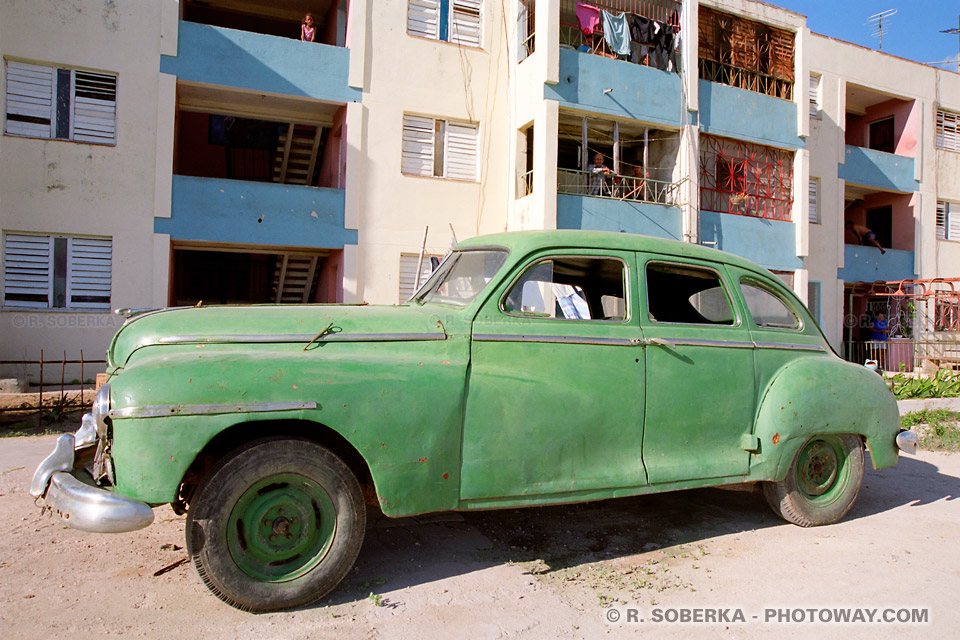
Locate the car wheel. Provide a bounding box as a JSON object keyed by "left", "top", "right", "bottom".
{"left": 763, "top": 434, "right": 864, "bottom": 527}
{"left": 185, "top": 438, "right": 365, "bottom": 612}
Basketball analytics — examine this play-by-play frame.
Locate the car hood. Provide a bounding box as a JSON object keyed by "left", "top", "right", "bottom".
{"left": 106, "top": 304, "right": 450, "bottom": 369}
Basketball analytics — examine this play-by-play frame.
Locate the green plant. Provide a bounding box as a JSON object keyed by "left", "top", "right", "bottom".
{"left": 900, "top": 410, "right": 960, "bottom": 451}
{"left": 890, "top": 369, "right": 960, "bottom": 399}
{"left": 368, "top": 592, "right": 383, "bottom": 607}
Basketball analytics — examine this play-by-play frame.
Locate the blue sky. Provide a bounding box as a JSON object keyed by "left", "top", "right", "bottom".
{"left": 771, "top": 1, "right": 960, "bottom": 71}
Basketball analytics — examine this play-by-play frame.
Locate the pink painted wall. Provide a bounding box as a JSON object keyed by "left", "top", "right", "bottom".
{"left": 318, "top": 105, "right": 347, "bottom": 189}
{"left": 844, "top": 191, "right": 914, "bottom": 251}
{"left": 844, "top": 98, "right": 917, "bottom": 157}
{"left": 315, "top": 249, "right": 344, "bottom": 302}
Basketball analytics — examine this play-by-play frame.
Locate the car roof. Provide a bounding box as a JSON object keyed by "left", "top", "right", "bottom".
{"left": 458, "top": 230, "right": 772, "bottom": 277}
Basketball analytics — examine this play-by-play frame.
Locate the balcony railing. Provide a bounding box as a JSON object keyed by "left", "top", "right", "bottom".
{"left": 842, "top": 339, "right": 960, "bottom": 374}
{"left": 558, "top": 167, "right": 681, "bottom": 205}
{"left": 559, "top": 0, "right": 682, "bottom": 72}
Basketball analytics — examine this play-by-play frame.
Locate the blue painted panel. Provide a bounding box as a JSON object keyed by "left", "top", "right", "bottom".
{"left": 838, "top": 146, "right": 917, "bottom": 193}
{"left": 698, "top": 80, "right": 802, "bottom": 150}
{"left": 160, "top": 21, "right": 360, "bottom": 103}
{"left": 557, "top": 194, "right": 683, "bottom": 240}
{"left": 155, "top": 176, "right": 357, "bottom": 248}
{"left": 545, "top": 49, "right": 683, "bottom": 128}
{"left": 838, "top": 246, "right": 916, "bottom": 283}
{"left": 699, "top": 210, "right": 801, "bottom": 271}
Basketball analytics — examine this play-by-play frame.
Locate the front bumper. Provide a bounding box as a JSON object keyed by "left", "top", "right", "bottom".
{"left": 30, "top": 419, "right": 154, "bottom": 533}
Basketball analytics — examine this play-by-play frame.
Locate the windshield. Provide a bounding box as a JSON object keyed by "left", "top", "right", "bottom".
{"left": 413, "top": 249, "right": 508, "bottom": 307}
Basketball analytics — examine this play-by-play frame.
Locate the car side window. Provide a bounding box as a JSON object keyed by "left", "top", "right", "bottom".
{"left": 503, "top": 256, "right": 626, "bottom": 321}
{"left": 740, "top": 280, "right": 801, "bottom": 329}
{"left": 646, "top": 262, "right": 736, "bottom": 325}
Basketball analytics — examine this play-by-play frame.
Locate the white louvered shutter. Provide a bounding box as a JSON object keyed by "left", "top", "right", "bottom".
{"left": 808, "top": 73, "right": 820, "bottom": 118}
{"left": 444, "top": 119, "right": 478, "bottom": 180}
{"left": 807, "top": 281, "right": 820, "bottom": 323}
{"left": 3, "top": 234, "right": 53, "bottom": 308}
{"left": 72, "top": 71, "right": 117, "bottom": 144}
{"left": 4, "top": 61, "right": 55, "bottom": 138}
{"left": 450, "top": 0, "right": 482, "bottom": 47}
{"left": 937, "top": 109, "right": 960, "bottom": 152}
{"left": 408, "top": 0, "right": 440, "bottom": 39}
{"left": 401, "top": 114, "right": 435, "bottom": 176}
{"left": 399, "top": 253, "right": 439, "bottom": 302}
{"left": 67, "top": 237, "right": 112, "bottom": 310}
{"left": 808, "top": 178, "right": 819, "bottom": 224}
{"left": 948, "top": 203, "right": 960, "bottom": 242}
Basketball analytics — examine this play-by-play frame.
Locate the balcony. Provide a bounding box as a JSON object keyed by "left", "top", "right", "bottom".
{"left": 838, "top": 246, "right": 916, "bottom": 284}
{"left": 698, "top": 210, "right": 801, "bottom": 272}
{"left": 160, "top": 21, "right": 359, "bottom": 103}
{"left": 154, "top": 176, "right": 357, "bottom": 249}
{"left": 839, "top": 145, "right": 917, "bottom": 193}
{"left": 545, "top": 48, "right": 683, "bottom": 127}
{"left": 698, "top": 80, "right": 802, "bottom": 150}
{"left": 557, "top": 194, "right": 682, "bottom": 240}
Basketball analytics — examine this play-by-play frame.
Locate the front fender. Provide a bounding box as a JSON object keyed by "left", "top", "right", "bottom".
{"left": 750, "top": 356, "right": 900, "bottom": 482}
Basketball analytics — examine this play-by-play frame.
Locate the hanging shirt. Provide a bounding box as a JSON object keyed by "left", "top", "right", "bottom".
{"left": 602, "top": 11, "right": 632, "bottom": 56}
{"left": 575, "top": 2, "right": 601, "bottom": 35}
{"left": 630, "top": 15, "right": 653, "bottom": 44}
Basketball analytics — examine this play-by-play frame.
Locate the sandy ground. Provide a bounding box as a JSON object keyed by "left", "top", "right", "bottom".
{"left": 0, "top": 436, "right": 957, "bottom": 640}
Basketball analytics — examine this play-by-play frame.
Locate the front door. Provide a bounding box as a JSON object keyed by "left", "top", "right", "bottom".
{"left": 459, "top": 250, "right": 647, "bottom": 501}
{"left": 638, "top": 257, "right": 756, "bottom": 484}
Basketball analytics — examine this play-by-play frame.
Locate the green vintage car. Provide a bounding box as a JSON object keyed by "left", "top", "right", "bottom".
{"left": 31, "top": 230, "right": 914, "bottom": 611}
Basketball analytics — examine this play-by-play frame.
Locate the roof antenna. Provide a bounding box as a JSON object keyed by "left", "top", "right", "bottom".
{"left": 867, "top": 9, "right": 897, "bottom": 51}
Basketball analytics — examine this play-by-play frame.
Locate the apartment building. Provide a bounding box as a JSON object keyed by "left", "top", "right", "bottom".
{"left": 1, "top": 0, "right": 959, "bottom": 379}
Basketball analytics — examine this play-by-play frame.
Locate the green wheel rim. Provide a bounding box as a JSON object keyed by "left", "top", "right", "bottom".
{"left": 226, "top": 473, "right": 337, "bottom": 582}
{"left": 795, "top": 437, "right": 850, "bottom": 504}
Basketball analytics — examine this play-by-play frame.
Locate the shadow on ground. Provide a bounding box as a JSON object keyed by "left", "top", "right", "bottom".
{"left": 319, "top": 452, "right": 959, "bottom": 609}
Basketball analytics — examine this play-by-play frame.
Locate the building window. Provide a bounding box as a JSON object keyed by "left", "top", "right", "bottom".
{"left": 4, "top": 60, "right": 117, "bottom": 145}
{"left": 399, "top": 252, "right": 444, "bottom": 302}
{"left": 407, "top": 0, "right": 482, "bottom": 48}
{"left": 401, "top": 114, "right": 478, "bottom": 181}
{"left": 935, "top": 296, "right": 960, "bottom": 332}
{"left": 937, "top": 200, "right": 960, "bottom": 241}
{"left": 3, "top": 233, "right": 112, "bottom": 310}
{"left": 809, "top": 178, "right": 820, "bottom": 224}
{"left": 698, "top": 6, "right": 795, "bottom": 100}
{"left": 809, "top": 73, "right": 821, "bottom": 119}
{"left": 807, "top": 281, "right": 821, "bottom": 323}
{"left": 868, "top": 117, "right": 895, "bottom": 153}
{"left": 699, "top": 134, "right": 794, "bottom": 221}
{"left": 937, "top": 108, "right": 960, "bottom": 152}
{"left": 518, "top": 0, "right": 535, "bottom": 60}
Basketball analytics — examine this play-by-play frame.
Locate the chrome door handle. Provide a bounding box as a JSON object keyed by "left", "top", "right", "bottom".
{"left": 634, "top": 337, "right": 677, "bottom": 348}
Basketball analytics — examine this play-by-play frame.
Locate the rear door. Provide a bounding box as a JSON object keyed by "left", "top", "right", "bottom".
{"left": 638, "top": 256, "right": 756, "bottom": 484}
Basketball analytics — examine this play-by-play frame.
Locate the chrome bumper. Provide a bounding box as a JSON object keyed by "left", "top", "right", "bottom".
{"left": 30, "top": 418, "right": 154, "bottom": 533}
{"left": 896, "top": 429, "right": 918, "bottom": 455}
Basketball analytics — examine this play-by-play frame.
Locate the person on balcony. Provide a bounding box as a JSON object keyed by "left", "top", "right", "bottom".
{"left": 870, "top": 312, "right": 889, "bottom": 369}
{"left": 845, "top": 221, "right": 886, "bottom": 254}
{"left": 587, "top": 152, "right": 612, "bottom": 196}
{"left": 301, "top": 13, "right": 317, "bottom": 42}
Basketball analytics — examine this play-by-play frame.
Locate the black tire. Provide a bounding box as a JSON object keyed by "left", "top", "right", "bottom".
{"left": 185, "top": 438, "right": 365, "bottom": 612}
{"left": 763, "top": 434, "right": 864, "bottom": 527}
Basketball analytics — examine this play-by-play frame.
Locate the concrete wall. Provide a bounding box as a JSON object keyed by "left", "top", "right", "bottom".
{"left": 354, "top": 0, "right": 511, "bottom": 305}
{"left": 0, "top": 0, "right": 176, "bottom": 371}
{"left": 845, "top": 98, "right": 917, "bottom": 157}
{"left": 556, "top": 195, "right": 683, "bottom": 240}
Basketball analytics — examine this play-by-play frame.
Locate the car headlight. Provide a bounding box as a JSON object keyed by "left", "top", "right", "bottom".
{"left": 92, "top": 383, "right": 111, "bottom": 438}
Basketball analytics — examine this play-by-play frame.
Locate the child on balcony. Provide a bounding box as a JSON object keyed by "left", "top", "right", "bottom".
{"left": 301, "top": 13, "right": 317, "bottom": 42}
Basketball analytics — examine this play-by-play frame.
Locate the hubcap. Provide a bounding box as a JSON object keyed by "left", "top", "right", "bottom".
{"left": 796, "top": 438, "right": 845, "bottom": 501}
{"left": 227, "top": 473, "right": 336, "bottom": 582}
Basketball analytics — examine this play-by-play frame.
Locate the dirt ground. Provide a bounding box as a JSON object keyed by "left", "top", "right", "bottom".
{"left": 1, "top": 436, "right": 957, "bottom": 640}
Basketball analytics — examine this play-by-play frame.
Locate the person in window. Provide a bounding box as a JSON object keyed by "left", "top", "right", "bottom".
{"left": 845, "top": 221, "right": 886, "bottom": 254}
{"left": 301, "top": 13, "right": 317, "bottom": 42}
{"left": 587, "top": 152, "right": 612, "bottom": 196}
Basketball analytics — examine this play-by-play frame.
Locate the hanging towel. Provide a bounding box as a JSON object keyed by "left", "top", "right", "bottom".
{"left": 629, "top": 15, "right": 653, "bottom": 44}
{"left": 602, "top": 11, "right": 632, "bottom": 56}
{"left": 575, "top": 2, "right": 601, "bottom": 35}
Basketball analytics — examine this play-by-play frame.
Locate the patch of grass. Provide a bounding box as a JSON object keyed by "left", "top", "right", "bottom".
{"left": 900, "top": 410, "right": 960, "bottom": 451}
{"left": 367, "top": 592, "right": 383, "bottom": 607}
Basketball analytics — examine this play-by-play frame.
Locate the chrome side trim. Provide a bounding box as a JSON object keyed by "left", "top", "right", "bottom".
{"left": 754, "top": 342, "right": 825, "bottom": 352}
{"left": 155, "top": 332, "right": 447, "bottom": 345}
{"left": 43, "top": 471, "right": 154, "bottom": 533}
{"left": 111, "top": 401, "right": 318, "bottom": 420}
{"left": 671, "top": 338, "right": 755, "bottom": 349}
{"left": 473, "top": 334, "right": 638, "bottom": 347}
